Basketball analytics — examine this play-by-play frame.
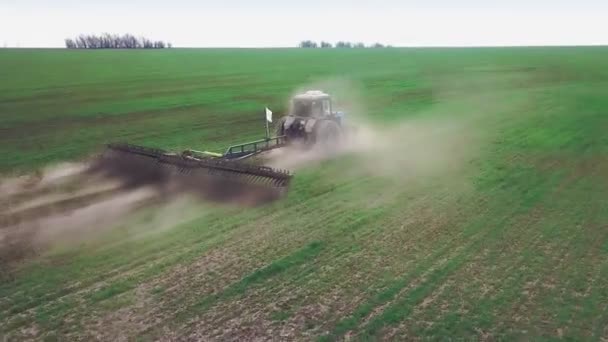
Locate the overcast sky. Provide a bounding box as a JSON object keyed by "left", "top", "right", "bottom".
{"left": 1, "top": 0, "right": 607, "bottom": 47}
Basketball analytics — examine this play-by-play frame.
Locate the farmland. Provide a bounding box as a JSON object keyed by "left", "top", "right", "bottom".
{"left": 1, "top": 47, "right": 608, "bottom": 340}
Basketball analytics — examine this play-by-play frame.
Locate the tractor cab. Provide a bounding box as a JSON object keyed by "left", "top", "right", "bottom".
{"left": 290, "top": 90, "right": 332, "bottom": 118}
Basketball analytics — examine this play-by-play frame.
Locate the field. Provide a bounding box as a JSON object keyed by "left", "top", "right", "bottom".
{"left": 1, "top": 47, "right": 608, "bottom": 340}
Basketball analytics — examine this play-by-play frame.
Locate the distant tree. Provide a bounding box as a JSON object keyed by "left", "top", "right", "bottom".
{"left": 371, "top": 42, "right": 385, "bottom": 48}
{"left": 335, "top": 41, "right": 352, "bottom": 48}
{"left": 65, "top": 38, "right": 76, "bottom": 49}
{"left": 123, "top": 34, "right": 140, "bottom": 48}
{"left": 354, "top": 42, "right": 365, "bottom": 48}
{"left": 99, "top": 33, "right": 115, "bottom": 48}
{"left": 320, "top": 41, "right": 332, "bottom": 48}
{"left": 299, "top": 40, "right": 318, "bottom": 48}
{"left": 75, "top": 35, "right": 88, "bottom": 49}
{"left": 65, "top": 33, "right": 171, "bottom": 49}
{"left": 142, "top": 38, "right": 153, "bottom": 49}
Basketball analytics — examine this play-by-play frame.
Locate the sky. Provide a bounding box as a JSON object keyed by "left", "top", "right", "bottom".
{"left": 0, "top": 0, "right": 607, "bottom": 47}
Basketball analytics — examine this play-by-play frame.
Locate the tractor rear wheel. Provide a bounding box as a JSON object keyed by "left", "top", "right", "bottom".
{"left": 313, "top": 120, "right": 342, "bottom": 150}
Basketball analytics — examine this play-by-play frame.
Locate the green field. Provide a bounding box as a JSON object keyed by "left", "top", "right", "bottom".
{"left": 1, "top": 47, "right": 608, "bottom": 340}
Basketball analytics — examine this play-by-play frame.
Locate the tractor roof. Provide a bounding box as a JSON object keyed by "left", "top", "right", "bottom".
{"left": 293, "top": 90, "right": 330, "bottom": 101}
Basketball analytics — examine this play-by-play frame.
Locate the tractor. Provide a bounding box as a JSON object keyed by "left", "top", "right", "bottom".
{"left": 277, "top": 90, "right": 344, "bottom": 147}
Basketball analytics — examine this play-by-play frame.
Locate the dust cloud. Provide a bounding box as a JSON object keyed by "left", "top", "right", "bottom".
{"left": 0, "top": 152, "right": 284, "bottom": 271}
{"left": 266, "top": 118, "right": 473, "bottom": 180}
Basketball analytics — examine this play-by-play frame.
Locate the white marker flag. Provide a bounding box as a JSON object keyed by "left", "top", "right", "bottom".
{"left": 265, "top": 107, "right": 273, "bottom": 123}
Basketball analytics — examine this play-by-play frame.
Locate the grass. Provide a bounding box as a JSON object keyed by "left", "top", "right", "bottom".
{"left": 89, "top": 280, "right": 136, "bottom": 303}
{"left": 177, "top": 241, "right": 324, "bottom": 320}
{"left": 1, "top": 47, "right": 608, "bottom": 340}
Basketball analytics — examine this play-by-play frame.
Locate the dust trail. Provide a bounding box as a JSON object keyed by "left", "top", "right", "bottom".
{"left": 5, "top": 186, "right": 157, "bottom": 247}
{"left": 0, "top": 153, "right": 283, "bottom": 271}
{"left": 0, "top": 162, "right": 88, "bottom": 200}
{"left": 0, "top": 162, "right": 159, "bottom": 271}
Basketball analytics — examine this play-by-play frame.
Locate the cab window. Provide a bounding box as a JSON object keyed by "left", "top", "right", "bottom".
{"left": 311, "top": 101, "right": 322, "bottom": 116}
{"left": 322, "top": 100, "right": 330, "bottom": 115}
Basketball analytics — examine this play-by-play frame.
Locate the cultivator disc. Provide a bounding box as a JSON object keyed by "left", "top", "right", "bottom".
{"left": 105, "top": 143, "right": 292, "bottom": 188}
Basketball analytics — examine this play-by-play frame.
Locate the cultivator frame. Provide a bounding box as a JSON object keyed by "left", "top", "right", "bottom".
{"left": 220, "top": 135, "right": 288, "bottom": 160}
{"left": 107, "top": 141, "right": 291, "bottom": 188}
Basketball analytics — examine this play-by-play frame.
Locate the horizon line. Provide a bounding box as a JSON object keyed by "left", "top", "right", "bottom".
{"left": 2, "top": 43, "right": 608, "bottom": 50}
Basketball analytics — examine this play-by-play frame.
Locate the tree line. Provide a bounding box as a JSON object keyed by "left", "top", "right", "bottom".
{"left": 65, "top": 34, "right": 172, "bottom": 49}
{"left": 299, "top": 41, "right": 392, "bottom": 48}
